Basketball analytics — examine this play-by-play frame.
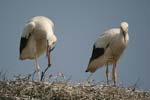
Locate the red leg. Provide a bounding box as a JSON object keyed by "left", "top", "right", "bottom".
{"left": 112, "top": 62, "right": 117, "bottom": 86}
{"left": 106, "top": 63, "right": 109, "bottom": 84}
{"left": 47, "top": 41, "right": 51, "bottom": 67}
{"left": 35, "top": 56, "right": 40, "bottom": 81}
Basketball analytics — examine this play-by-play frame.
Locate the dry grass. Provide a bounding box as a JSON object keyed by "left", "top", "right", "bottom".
{"left": 0, "top": 73, "right": 150, "bottom": 100}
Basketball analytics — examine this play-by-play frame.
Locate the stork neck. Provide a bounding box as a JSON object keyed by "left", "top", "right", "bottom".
{"left": 120, "top": 27, "right": 126, "bottom": 41}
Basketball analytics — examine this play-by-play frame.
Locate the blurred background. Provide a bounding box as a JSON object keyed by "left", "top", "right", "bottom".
{"left": 0, "top": 0, "right": 149, "bottom": 90}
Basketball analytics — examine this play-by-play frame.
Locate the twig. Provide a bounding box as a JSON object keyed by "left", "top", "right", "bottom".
{"left": 41, "top": 65, "right": 51, "bottom": 81}
{"left": 86, "top": 73, "right": 93, "bottom": 81}
{"left": 32, "top": 70, "right": 36, "bottom": 81}
{"left": 132, "top": 78, "right": 140, "bottom": 91}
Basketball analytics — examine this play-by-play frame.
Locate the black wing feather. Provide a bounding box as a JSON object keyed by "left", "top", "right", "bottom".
{"left": 19, "top": 34, "right": 31, "bottom": 55}
{"left": 89, "top": 45, "right": 105, "bottom": 62}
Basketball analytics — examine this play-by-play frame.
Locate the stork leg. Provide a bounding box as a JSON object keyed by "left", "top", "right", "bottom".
{"left": 106, "top": 63, "right": 109, "bottom": 84}
{"left": 40, "top": 42, "right": 51, "bottom": 81}
{"left": 47, "top": 45, "right": 51, "bottom": 67}
{"left": 35, "top": 56, "right": 40, "bottom": 81}
{"left": 112, "top": 62, "right": 117, "bottom": 86}
{"left": 47, "top": 41, "right": 51, "bottom": 67}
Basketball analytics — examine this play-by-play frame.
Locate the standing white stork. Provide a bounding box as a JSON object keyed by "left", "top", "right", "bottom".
{"left": 19, "top": 16, "right": 57, "bottom": 81}
{"left": 85, "top": 22, "right": 129, "bottom": 85}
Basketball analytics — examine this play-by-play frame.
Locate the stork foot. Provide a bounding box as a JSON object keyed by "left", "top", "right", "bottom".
{"left": 113, "top": 81, "right": 116, "bottom": 87}
{"left": 107, "top": 80, "right": 109, "bottom": 85}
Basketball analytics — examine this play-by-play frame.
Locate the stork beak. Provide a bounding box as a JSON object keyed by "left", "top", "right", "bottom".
{"left": 49, "top": 42, "right": 56, "bottom": 52}
{"left": 85, "top": 69, "right": 89, "bottom": 72}
{"left": 49, "top": 46, "right": 55, "bottom": 52}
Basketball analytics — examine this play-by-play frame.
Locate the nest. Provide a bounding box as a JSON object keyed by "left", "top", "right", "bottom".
{"left": 0, "top": 73, "right": 150, "bottom": 100}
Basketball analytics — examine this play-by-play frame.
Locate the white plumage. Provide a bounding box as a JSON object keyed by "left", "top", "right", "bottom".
{"left": 86, "top": 22, "right": 129, "bottom": 85}
{"left": 19, "top": 16, "right": 57, "bottom": 80}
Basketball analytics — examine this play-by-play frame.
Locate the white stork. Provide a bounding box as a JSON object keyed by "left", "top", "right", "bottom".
{"left": 19, "top": 16, "right": 57, "bottom": 81}
{"left": 85, "top": 22, "right": 129, "bottom": 85}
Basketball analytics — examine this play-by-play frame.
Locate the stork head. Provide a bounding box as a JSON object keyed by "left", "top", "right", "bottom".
{"left": 49, "top": 34, "right": 57, "bottom": 52}
{"left": 120, "top": 22, "right": 128, "bottom": 33}
{"left": 52, "top": 35, "right": 57, "bottom": 46}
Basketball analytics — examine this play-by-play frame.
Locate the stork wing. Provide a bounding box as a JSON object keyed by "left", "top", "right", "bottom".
{"left": 90, "top": 29, "right": 120, "bottom": 62}
{"left": 19, "top": 22, "right": 35, "bottom": 55}
{"left": 89, "top": 45, "right": 105, "bottom": 62}
{"left": 95, "top": 29, "right": 120, "bottom": 48}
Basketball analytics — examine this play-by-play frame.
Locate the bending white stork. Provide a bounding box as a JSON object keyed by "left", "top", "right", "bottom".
{"left": 19, "top": 16, "right": 57, "bottom": 81}
{"left": 85, "top": 22, "right": 129, "bottom": 85}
